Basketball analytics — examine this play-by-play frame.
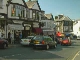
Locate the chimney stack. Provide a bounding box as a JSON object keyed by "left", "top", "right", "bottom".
{"left": 33, "top": 0, "right": 38, "bottom": 2}
{"left": 58, "top": 14, "right": 64, "bottom": 19}
{"left": 55, "top": 16, "right": 58, "bottom": 19}
{"left": 28, "top": 0, "right": 31, "bottom": 1}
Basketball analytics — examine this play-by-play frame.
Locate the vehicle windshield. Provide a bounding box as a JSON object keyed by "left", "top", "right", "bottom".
{"left": 26, "top": 36, "right": 34, "bottom": 39}
{"left": 33, "top": 35, "right": 43, "bottom": 41}
{"left": 62, "top": 38, "right": 68, "bottom": 40}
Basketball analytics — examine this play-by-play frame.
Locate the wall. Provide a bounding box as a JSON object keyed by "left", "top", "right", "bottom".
{"left": 0, "top": 0, "right": 7, "bottom": 14}
{"left": 73, "top": 21, "right": 80, "bottom": 35}
{"left": 41, "top": 20, "right": 55, "bottom": 29}
{"left": 32, "top": 2, "right": 40, "bottom": 10}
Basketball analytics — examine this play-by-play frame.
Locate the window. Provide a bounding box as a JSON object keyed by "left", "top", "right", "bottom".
{"left": 79, "top": 27, "right": 80, "bottom": 31}
{"left": 11, "top": 4, "right": 16, "bottom": 16}
{"left": 64, "top": 21, "right": 69, "bottom": 26}
{"left": 43, "top": 22, "right": 46, "bottom": 26}
{"left": 0, "top": 0, "right": 3, "bottom": 8}
{"left": 63, "top": 26, "right": 69, "bottom": 32}
{"left": 11, "top": 4, "right": 25, "bottom": 18}
{"left": 69, "top": 26, "right": 73, "bottom": 31}
{"left": 36, "top": 12, "right": 39, "bottom": 20}
{"left": 32, "top": 10, "right": 36, "bottom": 19}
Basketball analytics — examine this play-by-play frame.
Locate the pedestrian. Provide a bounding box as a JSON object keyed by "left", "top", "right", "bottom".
{"left": 8, "top": 32, "right": 11, "bottom": 44}
{"left": 19, "top": 32, "right": 22, "bottom": 39}
{"left": 1, "top": 32, "right": 4, "bottom": 39}
{"left": 15, "top": 32, "right": 19, "bottom": 43}
{"left": 11, "top": 32, "right": 14, "bottom": 44}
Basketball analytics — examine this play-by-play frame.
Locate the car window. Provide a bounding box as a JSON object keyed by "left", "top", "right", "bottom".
{"left": 44, "top": 37, "right": 53, "bottom": 42}
{"left": 33, "top": 36, "right": 43, "bottom": 41}
{"left": 62, "top": 38, "right": 68, "bottom": 40}
{"left": 26, "top": 36, "right": 33, "bottom": 39}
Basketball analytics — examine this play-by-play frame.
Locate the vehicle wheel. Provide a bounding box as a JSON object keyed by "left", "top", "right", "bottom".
{"left": 46, "top": 45, "right": 49, "bottom": 50}
{"left": 3, "top": 43, "right": 7, "bottom": 49}
{"left": 61, "top": 43, "right": 63, "bottom": 46}
{"left": 54, "top": 45, "right": 57, "bottom": 48}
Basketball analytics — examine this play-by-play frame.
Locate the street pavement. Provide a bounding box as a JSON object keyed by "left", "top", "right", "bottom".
{"left": 0, "top": 40, "right": 80, "bottom": 60}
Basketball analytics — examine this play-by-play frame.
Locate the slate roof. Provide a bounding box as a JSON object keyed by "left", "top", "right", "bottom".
{"left": 55, "top": 16, "right": 72, "bottom": 21}
{"left": 7, "top": 0, "right": 28, "bottom": 8}
{"left": 44, "top": 14, "right": 53, "bottom": 20}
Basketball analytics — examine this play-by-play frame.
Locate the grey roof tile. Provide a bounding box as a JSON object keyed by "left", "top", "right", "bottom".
{"left": 44, "top": 14, "right": 52, "bottom": 19}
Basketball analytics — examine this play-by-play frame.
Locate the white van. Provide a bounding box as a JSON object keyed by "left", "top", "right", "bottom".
{"left": 77, "top": 33, "right": 80, "bottom": 40}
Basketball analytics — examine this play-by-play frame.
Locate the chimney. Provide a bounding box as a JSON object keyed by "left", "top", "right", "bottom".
{"left": 28, "top": 0, "right": 31, "bottom": 1}
{"left": 55, "top": 16, "right": 58, "bottom": 19}
{"left": 58, "top": 14, "right": 64, "bottom": 19}
{"left": 33, "top": 0, "right": 38, "bottom": 2}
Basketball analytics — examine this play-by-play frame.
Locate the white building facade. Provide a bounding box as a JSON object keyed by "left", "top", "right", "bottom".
{"left": 72, "top": 20, "right": 80, "bottom": 36}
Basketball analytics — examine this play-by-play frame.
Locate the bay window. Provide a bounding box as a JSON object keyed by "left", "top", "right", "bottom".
{"left": 11, "top": 4, "right": 25, "bottom": 18}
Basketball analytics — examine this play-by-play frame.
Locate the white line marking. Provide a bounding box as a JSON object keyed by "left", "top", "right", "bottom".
{"left": 72, "top": 51, "right": 80, "bottom": 60}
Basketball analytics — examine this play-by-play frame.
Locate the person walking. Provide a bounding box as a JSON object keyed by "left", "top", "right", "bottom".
{"left": 8, "top": 32, "right": 11, "bottom": 44}
{"left": 11, "top": 32, "right": 14, "bottom": 44}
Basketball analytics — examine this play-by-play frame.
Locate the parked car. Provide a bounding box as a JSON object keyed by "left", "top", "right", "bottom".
{"left": 20, "top": 36, "right": 34, "bottom": 46}
{"left": 0, "top": 38, "right": 8, "bottom": 49}
{"left": 60, "top": 37, "right": 71, "bottom": 46}
{"left": 30, "top": 35, "right": 57, "bottom": 50}
{"left": 77, "top": 35, "right": 80, "bottom": 40}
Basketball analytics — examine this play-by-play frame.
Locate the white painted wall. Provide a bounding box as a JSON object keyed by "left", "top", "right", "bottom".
{"left": 73, "top": 21, "right": 80, "bottom": 35}
{"left": 0, "top": 0, "right": 8, "bottom": 14}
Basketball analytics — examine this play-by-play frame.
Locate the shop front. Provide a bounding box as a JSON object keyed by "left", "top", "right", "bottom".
{"left": 6, "top": 20, "right": 24, "bottom": 39}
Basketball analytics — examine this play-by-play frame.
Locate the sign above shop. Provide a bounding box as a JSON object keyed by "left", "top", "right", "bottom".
{"left": 8, "top": 24, "right": 24, "bottom": 30}
{"left": 33, "top": 22, "right": 39, "bottom": 27}
{"left": 13, "top": 20, "right": 24, "bottom": 24}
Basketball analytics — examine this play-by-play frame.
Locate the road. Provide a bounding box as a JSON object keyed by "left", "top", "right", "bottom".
{"left": 0, "top": 40, "right": 80, "bottom": 60}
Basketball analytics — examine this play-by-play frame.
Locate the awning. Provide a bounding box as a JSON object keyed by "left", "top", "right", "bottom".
{"left": 33, "top": 28, "right": 42, "bottom": 34}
